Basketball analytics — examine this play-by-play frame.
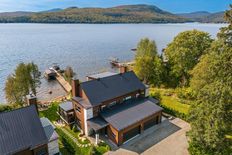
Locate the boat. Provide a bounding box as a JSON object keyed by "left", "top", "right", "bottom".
{"left": 109, "top": 57, "right": 120, "bottom": 67}
{"left": 131, "top": 48, "right": 137, "bottom": 51}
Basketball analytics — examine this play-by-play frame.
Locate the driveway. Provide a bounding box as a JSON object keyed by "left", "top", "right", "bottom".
{"left": 105, "top": 118, "right": 190, "bottom": 155}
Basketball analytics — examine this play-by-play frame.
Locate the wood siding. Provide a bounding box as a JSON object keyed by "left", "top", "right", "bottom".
{"left": 107, "top": 111, "right": 162, "bottom": 146}
{"left": 72, "top": 100, "right": 85, "bottom": 133}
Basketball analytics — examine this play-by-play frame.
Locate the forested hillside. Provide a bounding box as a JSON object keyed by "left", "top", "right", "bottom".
{"left": 0, "top": 5, "right": 188, "bottom": 23}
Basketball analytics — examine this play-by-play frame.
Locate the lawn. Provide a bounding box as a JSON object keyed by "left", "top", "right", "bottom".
{"left": 161, "top": 95, "right": 190, "bottom": 114}
{"left": 39, "top": 102, "right": 60, "bottom": 122}
{"left": 150, "top": 88, "right": 190, "bottom": 118}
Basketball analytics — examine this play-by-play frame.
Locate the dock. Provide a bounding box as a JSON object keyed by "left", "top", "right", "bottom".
{"left": 45, "top": 65, "right": 72, "bottom": 93}
{"left": 55, "top": 71, "right": 72, "bottom": 92}
{"left": 109, "top": 57, "right": 135, "bottom": 68}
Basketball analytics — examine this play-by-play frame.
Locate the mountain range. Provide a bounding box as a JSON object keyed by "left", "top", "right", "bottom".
{"left": 0, "top": 5, "right": 225, "bottom": 23}
{"left": 177, "top": 11, "right": 225, "bottom": 23}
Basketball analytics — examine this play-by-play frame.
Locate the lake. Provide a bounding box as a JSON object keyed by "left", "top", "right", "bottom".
{"left": 0, "top": 23, "right": 226, "bottom": 103}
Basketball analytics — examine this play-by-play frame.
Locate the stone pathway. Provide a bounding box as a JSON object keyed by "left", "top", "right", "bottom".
{"left": 59, "top": 127, "right": 92, "bottom": 148}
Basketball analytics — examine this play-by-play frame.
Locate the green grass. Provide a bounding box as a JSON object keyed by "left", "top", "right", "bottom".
{"left": 94, "top": 142, "right": 111, "bottom": 155}
{"left": 150, "top": 88, "right": 190, "bottom": 116}
{"left": 64, "top": 126, "right": 90, "bottom": 144}
{"left": 161, "top": 95, "right": 190, "bottom": 114}
{"left": 39, "top": 102, "right": 59, "bottom": 122}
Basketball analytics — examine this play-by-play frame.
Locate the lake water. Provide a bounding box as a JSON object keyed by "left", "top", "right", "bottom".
{"left": 0, "top": 23, "right": 226, "bottom": 103}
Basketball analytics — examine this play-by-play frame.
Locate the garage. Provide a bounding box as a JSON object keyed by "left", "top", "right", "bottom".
{"left": 123, "top": 126, "right": 140, "bottom": 143}
{"left": 144, "top": 116, "right": 159, "bottom": 130}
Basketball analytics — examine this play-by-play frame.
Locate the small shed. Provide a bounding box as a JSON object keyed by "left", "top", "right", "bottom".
{"left": 44, "top": 69, "right": 56, "bottom": 80}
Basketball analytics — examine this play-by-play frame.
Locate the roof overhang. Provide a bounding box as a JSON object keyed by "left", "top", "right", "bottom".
{"left": 87, "top": 117, "right": 109, "bottom": 132}
{"left": 100, "top": 97, "right": 162, "bottom": 131}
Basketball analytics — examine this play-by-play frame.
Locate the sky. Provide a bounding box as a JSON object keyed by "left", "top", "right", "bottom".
{"left": 0, "top": 0, "right": 231, "bottom": 13}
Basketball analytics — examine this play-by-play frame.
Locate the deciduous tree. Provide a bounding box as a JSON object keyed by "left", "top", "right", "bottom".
{"left": 217, "top": 5, "right": 232, "bottom": 47}
{"left": 134, "top": 38, "right": 163, "bottom": 86}
{"left": 165, "top": 30, "right": 213, "bottom": 87}
{"left": 4, "top": 62, "right": 41, "bottom": 105}
{"left": 188, "top": 40, "right": 232, "bottom": 155}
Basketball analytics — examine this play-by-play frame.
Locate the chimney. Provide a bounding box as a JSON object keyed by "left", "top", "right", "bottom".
{"left": 72, "top": 78, "right": 80, "bottom": 97}
{"left": 26, "top": 93, "right": 38, "bottom": 114}
{"left": 119, "top": 65, "right": 128, "bottom": 74}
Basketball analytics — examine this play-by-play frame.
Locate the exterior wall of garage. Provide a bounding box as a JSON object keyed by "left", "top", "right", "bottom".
{"left": 107, "top": 111, "right": 162, "bottom": 146}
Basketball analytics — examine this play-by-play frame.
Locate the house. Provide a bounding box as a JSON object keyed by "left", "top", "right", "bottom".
{"left": 86, "top": 72, "right": 117, "bottom": 81}
{"left": 58, "top": 101, "right": 75, "bottom": 125}
{"left": 40, "top": 117, "right": 59, "bottom": 155}
{"left": 71, "top": 70, "right": 163, "bottom": 146}
{"left": 0, "top": 105, "right": 49, "bottom": 155}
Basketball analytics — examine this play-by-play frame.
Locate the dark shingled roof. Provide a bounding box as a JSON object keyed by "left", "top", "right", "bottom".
{"left": 40, "top": 117, "right": 58, "bottom": 142}
{"left": 80, "top": 71, "right": 146, "bottom": 107}
{"left": 59, "top": 101, "right": 73, "bottom": 112}
{"left": 87, "top": 117, "right": 109, "bottom": 131}
{"left": 72, "top": 97, "right": 92, "bottom": 109}
{"left": 0, "top": 105, "right": 48, "bottom": 155}
{"left": 100, "top": 98, "right": 162, "bottom": 131}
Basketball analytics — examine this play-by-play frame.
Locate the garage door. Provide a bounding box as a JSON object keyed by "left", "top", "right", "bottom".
{"left": 144, "top": 116, "right": 159, "bottom": 130}
{"left": 123, "top": 126, "right": 140, "bottom": 143}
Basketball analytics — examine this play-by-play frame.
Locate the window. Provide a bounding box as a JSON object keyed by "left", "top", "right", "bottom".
{"left": 36, "top": 147, "right": 47, "bottom": 155}
{"left": 123, "top": 96, "right": 131, "bottom": 101}
{"left": 101, "top": 105, "right": 107, "bottom": 111}
{"left": 112, "top": 132, "right": 116, "bottom": 138}
{"left": 75, "top": 105, "right": 81, "bottom": 113}
{"left": 136, "top": 93, "right": 140, "bottom": 98}
{"left": 108, "top": 101, "right": 116, "bottom": 108}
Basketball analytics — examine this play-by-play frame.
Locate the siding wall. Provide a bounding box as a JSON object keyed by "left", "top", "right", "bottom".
{"left": 107, "top": 111, "right": 162, "bottom": 146}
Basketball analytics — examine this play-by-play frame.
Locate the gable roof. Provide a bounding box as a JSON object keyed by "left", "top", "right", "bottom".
{"left": 80, "top": 71, "right": 146, "bottom": 107}
{"left": 40, "top": 117, "right": 58, "bottom": 142}
{"left": 0, "top": 105, "right": 48, "bottom": 155}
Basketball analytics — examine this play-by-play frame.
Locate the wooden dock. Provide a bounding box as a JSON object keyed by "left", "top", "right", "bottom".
{"left": 55, "top": 71, "right": 72, "bottom": 92}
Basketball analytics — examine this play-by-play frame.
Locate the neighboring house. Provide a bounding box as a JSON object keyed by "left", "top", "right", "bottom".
{"left": 0, "top": 105, "right": 49, "bottom": 155}
{"left": 71, "top": 70, "right": 163, "bottom": 146}
{"left": 58, "top": 101, "right": 75, "bottom": 125}
{"left": 40, "top": 117, "right": 59, "bottom": 155}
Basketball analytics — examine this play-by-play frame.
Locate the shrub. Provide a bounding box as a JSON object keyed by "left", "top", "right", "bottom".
{"left": 160, "top": 104, "right": 187, "bottom": 121}
{"left": 150, "top": 90, "right": 161, "bottom": 100}
{"left": 0, "top": 104, "right": 18, "bottom": 112}
{"left": 176, "top": 87, "right": 195, "bottom": 100}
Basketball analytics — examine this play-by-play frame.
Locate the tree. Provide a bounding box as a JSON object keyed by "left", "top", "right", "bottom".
{"left": 134, "top": 38, "right": 163, "bottom": 86}
{"left": 4, "top": 62, "right": 41, "bottom": 105}
{"left": 188, "top": 40, "right": 232, "bottom": 155}
{"left": 217, "top": 5, "right": 232, "bottom": 47}
{"left": 165, "top": 30, "right": 213, "bottom": 87}
{"left": 64, "top": 66, "right": 75, "bottom": 83}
